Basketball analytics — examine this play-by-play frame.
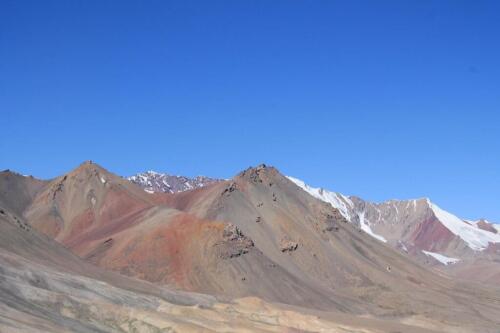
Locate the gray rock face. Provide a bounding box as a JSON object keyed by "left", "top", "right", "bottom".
{"left": 280, "top": 238, "right": 298, "bottom": 252}
{"left": 218, "top": 224, "right": 255, "bottom": 259}
{"left": 128, "top": 171, "right": 222, "bottom": 193}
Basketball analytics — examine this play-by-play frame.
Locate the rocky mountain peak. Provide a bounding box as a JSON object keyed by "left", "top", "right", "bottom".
{"left": 236, "top": 164, "right": 281, "bottom": 184}
{"left": 128, "top": 170, "right": 222, "bottom": 194}
{"left": 288, "top": 175, "right": 500, "bottom": 269}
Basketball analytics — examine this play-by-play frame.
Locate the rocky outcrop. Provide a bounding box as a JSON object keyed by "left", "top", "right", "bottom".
{"left": 221, "top": 182, "right": 238, "bottom": 196}
{"left": 51, "top": 175, "right": 67, "bottom": 199}
{"left": 217, "top": 224, "right": 255, "bottom": 259}
{"left": 318, "top": 210, "right": 345, "bottom": 233}
{"left": 476, "top": 219, "right": 498, "bottom": 234}
{"left": 238, "top": 164, "right": 278, "bottom": 187}
{"left": 280, "top": 238, "right": 298, "bottom": 253}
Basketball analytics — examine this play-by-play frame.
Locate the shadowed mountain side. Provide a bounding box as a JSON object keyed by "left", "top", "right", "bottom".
{"left": 0, "top": 170, "right": 48, "bottom": 217}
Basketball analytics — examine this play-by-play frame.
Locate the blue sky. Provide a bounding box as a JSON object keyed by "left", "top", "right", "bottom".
{"left": 1, "top": 1, "right": 499, "bottom": 221}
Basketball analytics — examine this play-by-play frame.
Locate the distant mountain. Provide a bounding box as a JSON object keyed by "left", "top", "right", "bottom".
{"left": 128, "top": 170, "right": 222, "bottom": 194}
{"left": 287, "top": 176, "right": 500, "bottom": 279}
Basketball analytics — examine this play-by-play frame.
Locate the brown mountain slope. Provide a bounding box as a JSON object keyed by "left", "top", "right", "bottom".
{"left": 15, "top": 162, "right": 500, "bottom": 332}
{"left": 20, "top": 162, "right": 342, "bottom": 310}
{"left": 24, "top": 161, "right": 159, "bottom": 244}
{"left": 0, "top": 176, "right": 441, "bottom": 333}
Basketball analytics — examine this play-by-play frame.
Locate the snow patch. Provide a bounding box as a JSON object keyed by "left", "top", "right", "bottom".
{"left": 144, "top": 189, "right": 154, "bottom": 194}
{"left": 430, "top": 202, "right": 500, "bottom": 251}
{"left": 100, "top": 176, "right": 106, "bottom": 184}
{"left": 422, "top": 250, "right": 460, "bottom": 265}
{"left": 392, "top": 202, "right": 399, "bottom": 215}
{"left": 286, "top": 176, "right": 353, "bottom": 221}
{"left": 287, "top": 176, "right": 389, "bottom": 243}
{"left": 359, "top": 211, "right": 387, "bottom": 243}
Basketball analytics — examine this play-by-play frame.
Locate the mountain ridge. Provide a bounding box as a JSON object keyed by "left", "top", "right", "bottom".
{"left": 2, "top": 161, "right": 500, "bottom": 332}
{"left": 128, "top": 170, "right": 222, "bottom": 194}
{"left": 287, "top": 175, "right": 500, "bottom": 284}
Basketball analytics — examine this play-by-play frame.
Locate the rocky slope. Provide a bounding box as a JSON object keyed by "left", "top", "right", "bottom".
{"left": 128, "top": 170, "right": 222, "bottom": 193}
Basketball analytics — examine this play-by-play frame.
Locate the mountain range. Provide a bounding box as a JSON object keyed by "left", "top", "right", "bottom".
{"left": 128, "top": 171, "right": 222, "bottom": 194}
{"left": 287, "top": 176, "right": 500, "bottom": 284}
{"left": 128, "top": 168, "right": 500, "bottom": 284}
{"left": 1, "top": 161, "right": 500, "bottom": 332}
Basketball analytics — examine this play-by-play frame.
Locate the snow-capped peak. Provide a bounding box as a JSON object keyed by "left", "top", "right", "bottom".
{"left": 286, "top": 176, "right": 354, "bottom": 221}
{"left": 128, "top": 171, "right": 222, "bottom": 194}
{"left": 429, "top": 202, "right": 500, "bottom": 251}
{"left": 287, "top": 175, "right": 500, "bottom": 252}
{"left": 287, "top": 176, "right": 388, "bottom": 243}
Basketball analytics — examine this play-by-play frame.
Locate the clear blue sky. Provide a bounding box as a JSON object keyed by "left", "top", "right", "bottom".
{"left": 1, "top": 1, "right": 499, "bottom": 221}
